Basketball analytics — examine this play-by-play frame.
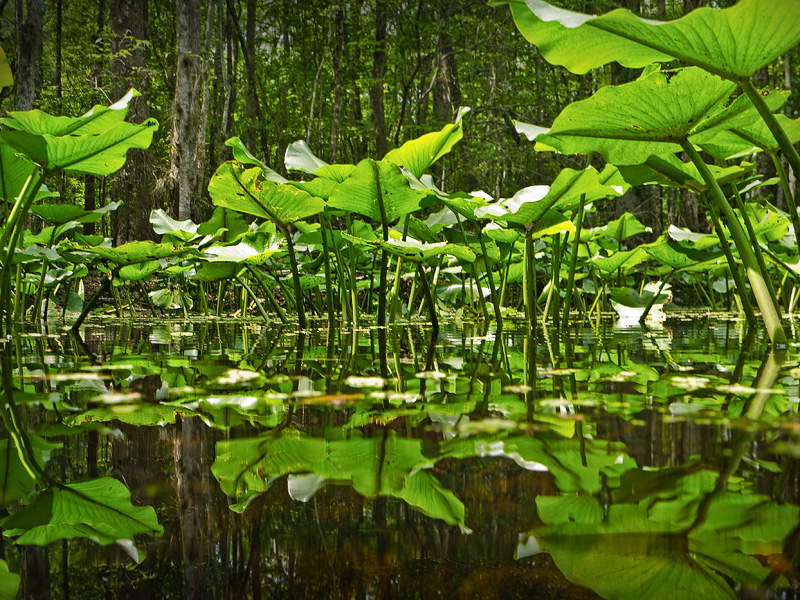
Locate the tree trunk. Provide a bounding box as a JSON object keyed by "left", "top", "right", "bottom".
{"left": 14, "top": 0, "right": 44, "bottom": 111}
{"left": 109, "top": 0, "right": 157, "bottom": 244}
{"left": 345, "top": 2, "right": 367, "bottom": 161}
{"left": 170, "top": 0, "right": 202, "bottom": 221}
{"left": 329, "top": 5, "right": 344, "bottom": 162}
{"left": 370, "top": 0, "right": 388, "bottom": 158}
{"left": 432, "top": 2, "right": 462, "bottom": 123}
{"left": 226, "top": 0, "right": 269, "bottom": 162}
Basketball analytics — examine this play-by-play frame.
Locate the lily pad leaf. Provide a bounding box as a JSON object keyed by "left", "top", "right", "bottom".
{"left": 535, "top": 68, "right": 744, "bottom": 165}
{"left": 0, "top": 560, "right": 19, "bottom": 600}
{"left": 383, "top": 107, "right": 469, "bottom": 178}
{"left": 0, "top": 116, "right": 158, "bottom": 176}
{"left": 209, "top": 161, "right": 326, "bottom": 226}
{"left": 328, "top": 159, "right": 428, "bottom": 223}
{"left": 490, "top": 0, "right": 800, "bottom": 82}
{"left": 285, "top": 140, "right": 329, "bottom": 173}
{"left": 2, "top": 478, "right": 163, "bottom": 560}
{"left": 225, "top": 137, "right": 287, "bottom": 182}
{"left": 341, "top": 232, "right": 476, "bottom": 263}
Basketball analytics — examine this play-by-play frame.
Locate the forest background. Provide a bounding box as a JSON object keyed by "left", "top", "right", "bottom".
{"left": 7, "top": 0, "right": 795, "bottom": 251}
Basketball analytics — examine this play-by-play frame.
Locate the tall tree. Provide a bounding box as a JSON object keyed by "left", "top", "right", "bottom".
{"left": 370, "top": 0, "right": 388, "bottom": 157}
{"left": 109, "top": 0, "right": 157, "bottom": 244}
{"left": 14, "top": 0, "right": 44, "bottom": 110}
{"left": 170, "top": 0, "right": 203, "bottom": 221}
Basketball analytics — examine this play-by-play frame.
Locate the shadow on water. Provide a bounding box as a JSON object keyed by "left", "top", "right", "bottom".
{"left": 3, "top": 315, "right": 800, "bottom": 598}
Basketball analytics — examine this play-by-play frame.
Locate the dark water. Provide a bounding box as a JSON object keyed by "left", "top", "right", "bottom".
{"left": 3, "top": 314, "right": 800, "bottom": 599}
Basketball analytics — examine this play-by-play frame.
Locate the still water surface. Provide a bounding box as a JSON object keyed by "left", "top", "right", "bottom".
{"left": 4, "top": 314, "right": 800, "bottom": 599}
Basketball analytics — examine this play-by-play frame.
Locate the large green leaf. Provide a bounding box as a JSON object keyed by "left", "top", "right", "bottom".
{"left": 0, "top": 47, "right": 12, "bottom": 89}
{"left": 535, "top": 68, "right": 788, "bottom": 167}
{"left": 2, "top": 478, "right": 163, "bottom": 560}
{"left": 0, "top": 121, "right": 158, "bottom": 176}
{"left": 212, "top": 429, "right": 466, "bottom": 526}
{"left": 0, "top": 560, "right": 19, "bottom": 600}
{"left": 482, "top": 167, "right": 621, "bottom": 228}
{"left": 60, "top": 239, "right": 198, "bottom": 266}
{"left": 490, "top": 0, "right": 800, "bottom": 82}
{"left": 2, "top": 89, "right": 138, "bottom": 135}
{"left": 341, "top": 232, "right": 476, "bottom": 263}
{"left": 209, "top": 161, "right": 326, "bottom": 226}
{"left": 618, "top": 154, "right": 753, "bottom": 193}
{"left": 327, "top": 159, "right": 428, "bottom": 223}
{"left": 383, "top": 107, "right": 470, "bottom": 178}
{"left": 0, "top": 437, "right": 60, "bottom": 508}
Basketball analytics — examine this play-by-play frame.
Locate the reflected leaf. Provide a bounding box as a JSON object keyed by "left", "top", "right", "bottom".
{"left": 2, "top": 478, "right": 163, "bottom": 561}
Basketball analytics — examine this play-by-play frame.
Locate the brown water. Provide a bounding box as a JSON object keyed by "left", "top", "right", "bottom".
{"left": 3, "top": 314, "right": 800, "bottom": 599}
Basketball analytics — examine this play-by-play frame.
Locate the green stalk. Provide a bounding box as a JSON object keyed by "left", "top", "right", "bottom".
{"left": 319, "top": 211, "right": 335, "bottom": 330}
{"left": 523, "top": 230, "right": 536, "bottom": 329}
{"left": 416, "top": 262, "right": 438, "bottom": 330}
{"left": 372, "top": 161, "right": 390, "bottom": 327}
{"left": 388, "top": 214, "right": 411, "bottom": 323}
{"left": 281, "top": 226, "right": 307, "bottom": 328}
{"left": 731, "top": 185, "right": 782, "bottom": 319}
{"left": 768, "top": 150, "right": 800, "bottom": 245}
{"left": 682, "top": 140, "right": 786, "bottom": 346}
{"left": 639, "top": 276, "right": 671, "bottom": 324}
{"left": 478, "top": 230, "right": 502, "bottom": 324}
{"left": 741, "top": 79, "right": 800, "bottom": 191}
{"left": 246, "top": 265, "right": 287, "bottom": 323}
{"left": 345, "top": 213, "right": 359, "bottom": 326}
{"left": 704, "top": 196, "right": 756, "bottom": 326}
{"left": 234, "top": 275, "right": 270, "bottom": 322}
{"left": 561, "top": 193, "right": 586, "bottom": 331}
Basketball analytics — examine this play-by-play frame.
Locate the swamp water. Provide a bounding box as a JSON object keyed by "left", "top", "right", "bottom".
{"left": 3, "top": 314, "right": 800, "bottom": 599}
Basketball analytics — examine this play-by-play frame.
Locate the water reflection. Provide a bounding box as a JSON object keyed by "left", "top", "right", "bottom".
{"left": 1, "top": 317, "right": 799, "bottom": 599}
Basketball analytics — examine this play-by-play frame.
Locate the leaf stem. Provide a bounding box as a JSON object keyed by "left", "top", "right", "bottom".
{"left": 682, "top": 140, "right": 786, "bottom": 346}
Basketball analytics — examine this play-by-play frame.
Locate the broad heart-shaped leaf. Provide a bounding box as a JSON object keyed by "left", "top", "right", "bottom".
{"left": 609, "top": 286, "right": 670, "bottom": 309}
{"left": 225, "top": 137, "right": 287, "bottom": 183}
{"left": 209, "top": 161, "right": 326, "bottom": 226}
{"left": 0, "top": 144, "right": 54, "bottom": 204}
{"left": 59, "top": 239, "right": 198, "bottom": 266}
{"left": 484, "top": 167, "right": 621, "bottom": 228}
{"left": 618, "top": 154, "right": 754, "bottom": 193}
{"left": 699, "top": 113, "right": 800, "bottom": 161}
{"left": 579, "top": 212, "right": 651, "bottom": 243}
{"left": 0, "top": 559, "right": 20, "bottom": 600}
{"left": 327, "top": 159, "right": 428, "bottom": 223}
{"left": 490, "top": 0, "right": 800, "bottom": 82}
{"left": 535, "top": 68, "right": 749, "bottom": 165}
{"left": 645, "top": 238, "right": 723, "bottom": 271}
{"left": 383, "top": 107, "right": 470, "bottom": 178}
{"left": 212, "top": 429, "right": 466, "bottom": 526}
{"left": 0, "top": 436, "right": 60, "bottom": 508}
{"left": 2, "top": 477, "right": 163, "bottom": 558}
{"left": 0, "top": 118, "right": 158, "bottom": 176}
{"left": 1, "top": 89, "right": 138, "bottom": 136}
{"left": 30, "top": 201, "right": 120, "bottom": 225}
{"left": 341, "top": 232, "right": 477, "bottom": 263}
{"left": 285, "top": 139, "right": 329, "bottom": 173}
{"left": 150, "top": 208, "right": 200, "bottom": 241}
{"left": 0, "top": 47, "right": 12, "bottom": 89}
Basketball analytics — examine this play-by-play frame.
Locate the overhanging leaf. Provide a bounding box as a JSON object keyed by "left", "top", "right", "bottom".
{"left": 490, "top": 0, "right": 800, "bottom": 82}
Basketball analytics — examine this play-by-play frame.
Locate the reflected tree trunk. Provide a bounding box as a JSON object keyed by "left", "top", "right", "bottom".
{"left": 173, "top": 416, "right": 210, "bottom": 600}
